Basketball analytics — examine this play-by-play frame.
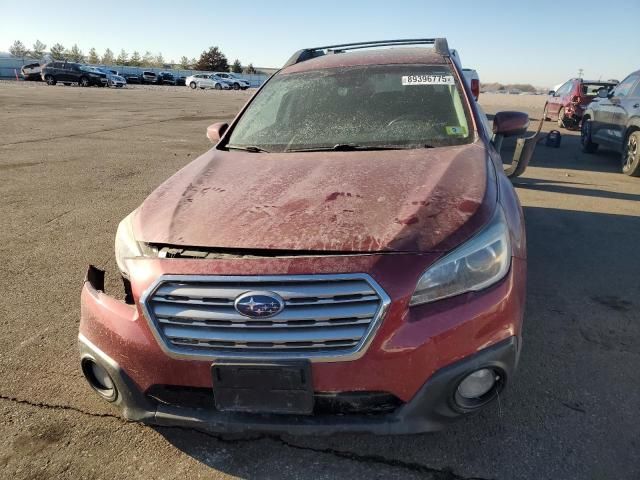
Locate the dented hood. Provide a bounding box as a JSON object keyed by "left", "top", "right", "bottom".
{"left": 135, "top": 143, "right": 496, "bottom": 253}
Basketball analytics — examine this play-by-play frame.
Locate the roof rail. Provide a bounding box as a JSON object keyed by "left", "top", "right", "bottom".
{"left": 283, "top": 38, "right": 450, "bottom": 68}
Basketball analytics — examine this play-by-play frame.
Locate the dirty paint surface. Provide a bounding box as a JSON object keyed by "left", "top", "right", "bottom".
{"left": 135, "top": 141, "right": 494, "bottom": 253}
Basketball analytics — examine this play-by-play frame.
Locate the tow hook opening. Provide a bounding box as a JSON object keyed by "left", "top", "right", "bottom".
{"left": 81, "top": 357, "right": 118, "bottom": 402}
{"left": 86, "top": 265, "right": 105, "bottom": 292}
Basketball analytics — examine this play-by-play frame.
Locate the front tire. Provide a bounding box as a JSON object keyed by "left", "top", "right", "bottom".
{"left": 543, "top": 104, "right": 550, "bottom": 121}
{"left": 622, "top": 131, "right": 640, "bottom": 177}
{"left": 79, "top": 76, "right": 90, "bottom": 87}
{"left": 581, "top": 118, "right": 599, "bottom": 153}
{"left": 233, "top": 83, "right": 240, "bottom": 90}
{"left": 45, "top": 74, "right": 56, "bottom": 86}
{"left": 557, "top": 107, "right": 565, "bottom": 128}
{"left": 189, "top": 81, "right": 197, "bottom": 89}
{"left": 214, "top": 83, "right": 222, "bottom": 90}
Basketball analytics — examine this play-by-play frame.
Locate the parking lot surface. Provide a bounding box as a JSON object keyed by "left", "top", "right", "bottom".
{"left": 1, "top": 82, "right": 638, "bottom": 479}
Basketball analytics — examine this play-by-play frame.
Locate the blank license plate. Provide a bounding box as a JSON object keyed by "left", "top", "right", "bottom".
{"left": 212, "top": 361, "right": 314, "bottom": 415}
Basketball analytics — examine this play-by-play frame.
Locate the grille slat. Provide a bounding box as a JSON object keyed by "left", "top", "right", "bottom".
{"left": 154, "top": 280, "right": 376, "bottom": 301}
{"left": 164, "top": 324, "right": 367, "bottom": 343}
{"left": 153, "top": 300, "right": 379, "bottom": 323}
{"left": 152, "top": 294, "right": 380, "bottom": 307}
{"left": 157, "top": 317, "right": 372, "bottom": 328}
{"left": 143, "top": 274, "right": 388, "bottom": 359}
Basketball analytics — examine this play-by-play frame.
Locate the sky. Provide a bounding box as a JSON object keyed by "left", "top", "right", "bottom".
{"left": 1, "top": 0, "right": 639, "bottom": 87}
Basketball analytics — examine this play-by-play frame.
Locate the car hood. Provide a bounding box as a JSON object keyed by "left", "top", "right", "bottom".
{"left": 135, "top": 142, "right": 496, "bottom": 253}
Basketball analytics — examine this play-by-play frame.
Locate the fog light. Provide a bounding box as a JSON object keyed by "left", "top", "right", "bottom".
{"left": 90, "top": 362, "right": 114, "bottom": 391}
{"left": 81, "top": 358, "right": 117, "bottom": 402}
{"left": 457, "top": 369, "right": 496, "bottom": 399}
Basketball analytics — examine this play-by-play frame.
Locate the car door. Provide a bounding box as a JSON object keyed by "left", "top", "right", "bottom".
{"left": 610, "top": 74, "right": 640, "bottom": 150}
{"left": 69, "top": 64, "right": 83, "bottom": 83}
{"left": 57, "top": 62, "right": 70, "bottom": 82}
{"left": 548, "top": 82, "right": 568, "bottom": 118}
{"left": 593, "top": 74, "right": 640, "bottom": 146}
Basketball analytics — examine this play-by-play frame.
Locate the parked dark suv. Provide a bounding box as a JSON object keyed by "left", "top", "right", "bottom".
{"left": 41, "top": 62, "right": 108, "bottom": 87}
{"left": 545, "top": 78, "right": 617, "bottom": 128}
{"left": 157, "top": 71, "right": 176, "bottom": 85}
{"left": 581, "top": 70, "right": 640, "bottom": 176}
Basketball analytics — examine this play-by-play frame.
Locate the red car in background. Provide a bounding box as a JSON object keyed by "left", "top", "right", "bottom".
{"left": 545, "top": 78, "right": 618, "bottom": 128}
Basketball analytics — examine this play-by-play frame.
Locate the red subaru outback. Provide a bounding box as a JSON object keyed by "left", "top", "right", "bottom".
{"left": 79, "top": 38, "right": 530, "bottom": 434}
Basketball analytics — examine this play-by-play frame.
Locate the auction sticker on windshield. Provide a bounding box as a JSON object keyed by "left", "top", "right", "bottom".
{"left": 402, "top": 74, "right": 455, "bottom": 86}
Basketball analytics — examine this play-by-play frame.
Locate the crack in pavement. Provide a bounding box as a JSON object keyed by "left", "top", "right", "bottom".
{"left": 272, "top": 436, "right": 492, "bottom": 480}
{"left": 156, "top": 425, "right": 490, "bottom": 479}
{"left": 1, "top": 394, "right": 489, "bottom": 479}
{"left": 0, "top": 394, "right": 123, "bottom": 421}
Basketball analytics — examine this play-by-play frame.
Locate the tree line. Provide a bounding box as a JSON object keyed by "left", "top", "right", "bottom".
{"left": 8, "top": 40, "right": 258, "bottom": 74}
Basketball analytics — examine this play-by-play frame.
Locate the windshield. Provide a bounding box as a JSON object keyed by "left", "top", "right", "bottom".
{"left": 226, "top": 64, "right": 472, "bottom": 152}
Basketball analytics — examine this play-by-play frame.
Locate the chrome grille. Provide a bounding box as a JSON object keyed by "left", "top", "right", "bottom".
{"left": 141, "top": 274, "right": 390, "bottom": 361}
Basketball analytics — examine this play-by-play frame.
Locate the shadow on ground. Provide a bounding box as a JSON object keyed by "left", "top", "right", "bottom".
{"left": 501, "top": 125, "right": 624, "bottom": 175}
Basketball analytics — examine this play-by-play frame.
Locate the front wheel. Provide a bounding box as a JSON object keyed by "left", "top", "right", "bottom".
{"left": 233, "top": 83, "right": 240, "bottom": 90}
{"left": 557, "top": 107, "right": 565, "bottom": 128}
{"left": 581, "top": 118, "right": 599, "bottom": 153}
{"left": 543, "top": 104, "right": 550, "bottom": 121}
{"left": 79, "top": 76, "right": 90, "bottom": 87}
{"left": 622, "top": 131, "right": 640, "bottom": 176}
{"left": 45, "top": 74, "right": 56, "bottom": 85}
{"left": 214, "top": 83, "right": 222, "bottom": 90}
{"left": 189, "top": 81, "right": 197, "bottom": 89}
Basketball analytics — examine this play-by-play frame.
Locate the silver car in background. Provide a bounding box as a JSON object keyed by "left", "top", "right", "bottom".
{"left": 185, "top": 74, "right": 231, "bottom": 90}
{"left": 94, "top": 67, "right": 127, "bottom": 88}
{"left": 214, "top": 72, "right": 250, "bottom": 90}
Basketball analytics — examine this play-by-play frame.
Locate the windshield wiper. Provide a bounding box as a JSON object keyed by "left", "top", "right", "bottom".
{"left": 286, "top": 144, "right": 405, "bottom": 153}
{"left": 226, "top": 144, "right": 270, "bottom": 153}
{"left": 286, "top": 143, "right": 437, "bottom": 152}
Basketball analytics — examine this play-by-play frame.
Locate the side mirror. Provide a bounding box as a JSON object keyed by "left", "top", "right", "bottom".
{"left": 548, "top": 90, "right": 555, "bottom": 96}
{"left": 597, "top": 87, "right": 609, "bottom": 99}
{"left": 207, "top": 122, "right": 228, "bottom": 143}
{"left": 493, "top": 111, "right": 529, "bottom": 137}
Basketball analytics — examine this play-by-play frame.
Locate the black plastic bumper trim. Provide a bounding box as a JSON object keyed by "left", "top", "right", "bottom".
{"left": 78, "top": 334, "right": 519, "bottom": 435}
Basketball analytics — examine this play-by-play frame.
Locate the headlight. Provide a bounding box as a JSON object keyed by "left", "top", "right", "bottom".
{"left": 114, "top": 211, "right": 156, "bottom": 277}
{"left": 409, "top": 207, "right": 511, "bottom": 306}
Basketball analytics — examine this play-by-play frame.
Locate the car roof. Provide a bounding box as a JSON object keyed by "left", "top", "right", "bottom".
{"left": 580, "top": 79, "right": 617, "bottom": 84}
{"left": 282, "top": 47, "right": 448, "bottom": 74}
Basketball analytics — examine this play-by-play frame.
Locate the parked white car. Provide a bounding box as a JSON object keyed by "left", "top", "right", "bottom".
{"left": 213, "top": 72, "right": 250, "bottom": 90}
{"left": 185, "top": 74, "right": 231, "bottom": 90}
{"left": 21, "top": 63, "right": 42, "bottom": 81}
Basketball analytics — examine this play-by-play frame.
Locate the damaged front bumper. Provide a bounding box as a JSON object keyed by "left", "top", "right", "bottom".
{"left": 79, "top": 254, "right": 525, "bottom": 434}
{"left": 79, "top": 330, "right": 519, "bottom": 435}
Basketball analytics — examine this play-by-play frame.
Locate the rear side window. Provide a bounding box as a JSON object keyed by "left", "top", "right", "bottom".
{"left": 581, "top": 83, "right": 616, "bottom": 96}
{"left": 614, "top": 74, "right": 640, "bottom": 97}
{"left": 228, "top": 64, "right": 472, "bottom": 152}
{"left": 556, "top": 82, "right": 573, "bottom": 96}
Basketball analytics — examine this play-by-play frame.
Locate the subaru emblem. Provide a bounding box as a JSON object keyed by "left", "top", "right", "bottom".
{"left": 234, "top": 291, "right": 285, "bottom": 319}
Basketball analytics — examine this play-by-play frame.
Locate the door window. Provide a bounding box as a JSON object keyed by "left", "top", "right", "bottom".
{"left": 613, "top": 75, "right": 640, "bottom": 98}
{"left": 556, "top": 82, "right": 572, "bottom": 96}
{"left": 629, "top": 78, "right": 640, "bottom": 98}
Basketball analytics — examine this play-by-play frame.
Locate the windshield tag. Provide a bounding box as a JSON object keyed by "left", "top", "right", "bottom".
{"left": 402, "top": 75, "right": 455, "bottom": 86}
{"left": 446, "top": 126, "right": 467, "bottom": 136}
